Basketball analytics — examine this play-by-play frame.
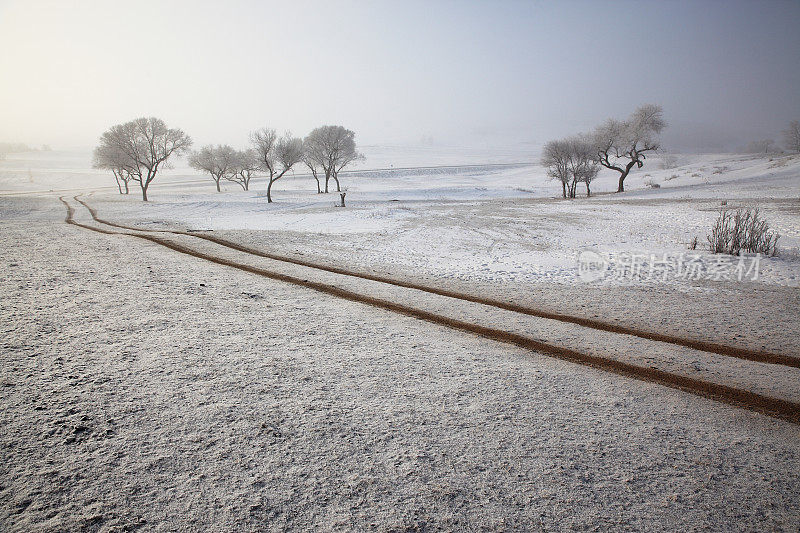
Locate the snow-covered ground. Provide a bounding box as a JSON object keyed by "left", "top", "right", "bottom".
{"left": 2, "top": 194, "right": 800, "bottom": 531}
{"left": 2, "top": 148, "right": 800, "bottom": 529}
{"left": 54, "top": 150, "right": 800, "bottom": 289}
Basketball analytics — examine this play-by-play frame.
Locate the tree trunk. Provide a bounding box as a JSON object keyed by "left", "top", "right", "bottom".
{"left": 561, "top": 181, "right": 566, "bottom": 198}
{"left": 323, "top": 166, "right": 332, "bottom": 193}
{"left": 267, "top": 178, "right": 274, "bottom": 203}
{"left": 586, "top": 182, "right": 591, "bottom": 197}
{"left": 616, "top": 160, "right": 638, "bottom": 192}
{"left": 141, "top": 185, "right": 148, "bottom": 202}
{"left": 124, "top": 181, "right": 129, "bottom": 194}
{"left": 113, "top": 172, "right": 122, "bottom": 194}
{"left": 333, "top": 175, "right": 341, "bottom": 192}
{"left": 215, "top": 178, "right": 221, "bottom": 192}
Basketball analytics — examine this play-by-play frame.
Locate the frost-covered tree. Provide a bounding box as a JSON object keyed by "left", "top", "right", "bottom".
{"left": 543, "top": 136, "right": 600, "bottom": 198}
{"left": 227, "top": 149, "right": 260, "bottom": 191}
{"left": 188, "top": 144, "right": 237, "bottom": 192}
{"left": 250, "top": 127, "right": 304, "bottom": 202}
{"left": 567, "top": 136, "right": 599, "bottom": 198}
{"left": 96, "top": 117, "right": 192, "bottom": 201}
{"left": 250, "top": 127, "right": 277, "bottom": 181}
{"left": 304, "top": 125, "right": 363, "bottom": 193}
{"left": 302, "top": 150, "right": 323, "bottom": 194}
{"left": 541, "top": 139, "right": 571, "bottom": 198}
{"left": 92, "top": 142, "right": 135, "bottom": 194}
{"left": 782, "top": 120, "right": 800, "bottom": 153}
{"left": 592, "top": 104, "right": 665, "bottom": 192}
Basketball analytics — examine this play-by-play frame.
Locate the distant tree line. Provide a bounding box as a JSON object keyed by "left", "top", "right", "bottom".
{"left": 542, "top": 104, "right": 666, "bottom": 196}
{"left": 738, "top": 121, "right": 800, "bottom": 154}
{"left": 94, "top": 118, "right": 363, "bottom": 203}
{"left": 0, "top": 143, "right": 51, "bottom": 160}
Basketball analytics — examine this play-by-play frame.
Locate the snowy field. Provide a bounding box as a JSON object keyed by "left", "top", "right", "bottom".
{"left": 32, "top": 148, "right": 797, "bottom": 290}
{"left": 2, "top": 147, "right": 800, "bottom": 530}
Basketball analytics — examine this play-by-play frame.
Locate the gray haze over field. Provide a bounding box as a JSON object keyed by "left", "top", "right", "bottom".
{"left": 0, "top": 0, "right": 798, "bottom": 152}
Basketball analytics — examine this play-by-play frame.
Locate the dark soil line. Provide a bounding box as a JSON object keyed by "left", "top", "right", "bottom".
{"left": 61, "top": 197, "right": 800, "bottom": 425}
{"left": 74, "top": 196, "right": 799, "bottom": 369}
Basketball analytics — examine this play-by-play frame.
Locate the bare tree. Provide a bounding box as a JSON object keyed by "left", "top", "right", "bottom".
{"left": 541, "top": 139, "right": 571, "bottom": 198}
{"left": 304, "top": 125, "right": 363, "bottom": 193}
{"left": 592, "top": 104, "right": 665, "bottom": 192}
{"left": 302, "top": 150, "right": 323, "bottom": 194}
{"left": 250, "top": 128, "right": 304, "bottom": 202}
{"left": 97, "top": 117, "right": 192, "bottom": 201}
{"left": 92, "top": 143, "right": 134, "bottom": 194}
{"left": 782, "top": 121, "right": 800, "bottom": 153}
{"left": 188, "top": 144, "right": 237, "bottom": 192}
{"left": 250, "top": 127, "right": 278, "bottom": 180}
{"left": 331, "top": 140, "right": 364, "bottom": 191}
{"left": 227, "top": 149, "right": 260, "bottom": 191}
{"left": 567, "top": 136, "right": 599, "bottom": 197}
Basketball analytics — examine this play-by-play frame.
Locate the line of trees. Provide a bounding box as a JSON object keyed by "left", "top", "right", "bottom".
{"left": 94, "top": 118, "right": 363, "bottom": 203}
{"left": 542, "top": 104, "right": 666, "bottom": 196}
{"left": 189, "top": 125, "right": 363, "bottom": 202}
{"left": 186, "top": 146, "right": 262, "bottom": 192}
{"left": 739, "top": 121, "right": 800, "bottom": 154}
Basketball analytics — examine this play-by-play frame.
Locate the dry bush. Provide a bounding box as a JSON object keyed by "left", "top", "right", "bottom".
{"left": 707, "top": 208, "right": 780, "bottom": 256}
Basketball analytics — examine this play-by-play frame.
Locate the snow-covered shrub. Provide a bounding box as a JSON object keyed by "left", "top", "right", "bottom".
{"left": 707, "top": 208, "right": 780, "bottom": 256}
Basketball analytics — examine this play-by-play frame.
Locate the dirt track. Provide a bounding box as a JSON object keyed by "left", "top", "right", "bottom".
{"left": 62, "top": 196, "right": 800, "bottom": 424}
{"left": 74, "top": 196, "right": 799, "bottom": 369}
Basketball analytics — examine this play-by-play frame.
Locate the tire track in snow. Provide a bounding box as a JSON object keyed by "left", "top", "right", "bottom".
{"left": 74, "top": 195, "right": 799, "bottom": 370}
{"left": 60, "top": 196, "right": 800, "bottom": 424}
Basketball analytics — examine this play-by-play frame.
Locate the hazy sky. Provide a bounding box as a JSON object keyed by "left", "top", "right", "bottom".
{"left": 1, "top": 0, "right": 798, "bottom": 151}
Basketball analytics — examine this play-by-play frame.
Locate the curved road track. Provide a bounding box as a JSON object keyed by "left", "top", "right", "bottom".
{"left": 61, "top": 195, "right": 800, "bottom": 424}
